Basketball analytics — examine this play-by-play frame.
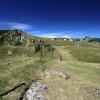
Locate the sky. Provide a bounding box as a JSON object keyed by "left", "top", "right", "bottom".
{"left": 0, "top": 0, "right": 100, "bottom": 38}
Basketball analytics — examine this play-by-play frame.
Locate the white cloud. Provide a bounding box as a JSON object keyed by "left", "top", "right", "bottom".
{"left": 63, "top": 35, "right": 71, "bottom": 39}
{"left": 31, "top": 31, "right": 71, "bottom": 38}
{"left": 42, "top": 32, "right": 71, "bottom": 38}
{"left": 38, "top": 33, "right": 57, "bottom": 38}
{"left": 0, "top": 21, "right": 32, "bottom": 30}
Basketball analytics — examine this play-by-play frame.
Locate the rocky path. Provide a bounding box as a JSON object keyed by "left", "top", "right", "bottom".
{"left": 22, "top": 66, "right": 100, "bottom": 100}
{"left": 22, "top": 46, "right": 100, "bottom": 100}
{"left": 22, "top": 69, "right": 70, "bottom": 100}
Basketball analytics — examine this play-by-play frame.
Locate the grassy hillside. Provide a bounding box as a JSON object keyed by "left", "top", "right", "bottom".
{"left": 40, "top": 38, "right": 100, "bottom": 47}
{"left": 0, "top": 36, "right": 100, "bottom": 100}
{"left": 0, "top": 45, "right": 59, "bottom": 100}
{"left": 65, "top": 47, "right": 100, "bottom": 63}
{"left": 43, "top": 45, "right": 100, "bottom": 100}
{"left": 55, "top": 46, "right": 100, "bottom": 86}
{"left": 0, "top": 29, "right": 37, "bottom": 46}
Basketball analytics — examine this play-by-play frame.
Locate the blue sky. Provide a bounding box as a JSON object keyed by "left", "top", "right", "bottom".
{"left": 0, "top": 0, "right": 100, "bottom": 38}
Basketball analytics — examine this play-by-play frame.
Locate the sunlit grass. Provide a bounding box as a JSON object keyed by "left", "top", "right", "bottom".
{"left": 0, "top": 42, "right": 100, "bottom": 100}
{"left": 66, "top": 47, "right": 100, "bottom": 63}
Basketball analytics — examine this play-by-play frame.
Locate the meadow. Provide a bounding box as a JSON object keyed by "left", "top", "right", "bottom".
{"left": 0, "top": 40, "right": 100, "bottom": 100}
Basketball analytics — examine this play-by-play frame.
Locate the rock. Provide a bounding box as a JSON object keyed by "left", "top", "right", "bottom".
{"left": 23, "top": 81, "right": 48, "bottom": 100}
{"left": 44, "top": 69, "right": 51, "bottom": 78}
{"left": 23, "top": 69, "right": 70, "bottom": 100}
{"left": 62, "top": 73, "right": 70, "bottom": 80}
{"left": 95, "top": 89, "right": 100, "bottom": 95}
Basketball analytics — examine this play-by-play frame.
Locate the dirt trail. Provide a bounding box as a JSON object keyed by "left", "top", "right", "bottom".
{"left": 23, "top": 47, "right": 100, "bottom": 100}
{"left": 23, "top": 67, "right": 100, "bottom": 100}
{"left": 23, "top": 68, "right": 70, "bottom": 100}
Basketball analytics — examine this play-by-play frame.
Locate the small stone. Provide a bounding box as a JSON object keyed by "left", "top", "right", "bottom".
{"left": 95, "top": 89, "right": 100, "bottom": 95}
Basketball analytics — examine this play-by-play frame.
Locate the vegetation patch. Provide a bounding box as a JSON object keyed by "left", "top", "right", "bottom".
{"left": 66, "top": 47, "right": 100, "bottom": 63}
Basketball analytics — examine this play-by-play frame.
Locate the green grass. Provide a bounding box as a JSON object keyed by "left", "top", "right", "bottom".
{"left": 0, "top": 59, "right": 37, "bottom": 90}
{"left": 56, "top": 46, "right": 100, "bottom": 86}
{"left": 0, "top": 41, "right": 100, "bottom": 100}
{"left": 42, "top": 39, "right": 99, "bottom": 47}
{"left": 0, "top": 46, "right": 35, "bottom": 59}
{"left": 66, "top": 47, "right": 100, "bottom": 63}
{"left": 44, "top": 45, "right": 100, "bottom": 100}
{"left": 0, "top": 46, "right": 52, "bottom": 100}
{"left": 52, "top": 46, "right": 100, "bottom": 87}
{"left": 0, "top": 59, "right": 46, "bottom": 100}
{"left": 63, "top": 61, "right": 100, "bottom": 87}
{"left": 0, "top": 77, "right": 9, "bottom": 90}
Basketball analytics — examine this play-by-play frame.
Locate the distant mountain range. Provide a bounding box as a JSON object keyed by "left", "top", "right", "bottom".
{"left": 82, "top": 36, "right": 100, "bottom": 43}
{"left": 0, "top": 30, "right": 100, "bottom": 46}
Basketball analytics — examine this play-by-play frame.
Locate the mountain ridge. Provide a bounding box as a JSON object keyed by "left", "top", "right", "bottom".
{"left": 0, "top": 29, "right": 36, "bottom": 46}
